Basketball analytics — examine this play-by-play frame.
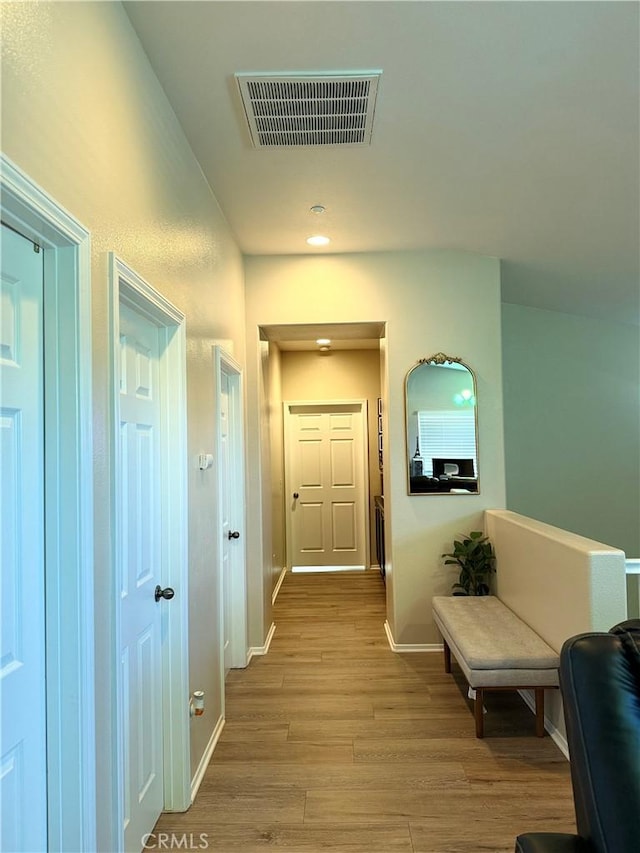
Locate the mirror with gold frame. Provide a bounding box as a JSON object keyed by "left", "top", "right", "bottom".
{"left": 405, "top": 353, "right": 479, "bottom": 495}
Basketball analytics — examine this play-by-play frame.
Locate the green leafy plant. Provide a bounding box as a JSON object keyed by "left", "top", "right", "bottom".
{"left": 442, "top": 530, "right": 496, "bottom": 596}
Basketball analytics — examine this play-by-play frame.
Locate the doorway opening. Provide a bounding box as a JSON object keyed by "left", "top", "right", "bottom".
{"left": 259, "top": 322, "right": 387, "bottom": 603}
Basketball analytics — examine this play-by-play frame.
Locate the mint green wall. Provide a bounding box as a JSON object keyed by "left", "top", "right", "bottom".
{"left": 502, "top": 303, "right": 640, "bottom": 557}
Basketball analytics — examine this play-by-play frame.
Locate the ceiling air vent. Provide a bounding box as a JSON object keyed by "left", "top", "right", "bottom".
{"left": 235, "top": 72, "right": 382, "bottom": 148}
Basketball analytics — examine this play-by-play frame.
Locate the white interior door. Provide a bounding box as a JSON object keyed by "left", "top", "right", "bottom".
{"left": 118, "top": 302, "right": 164, "bottom": 852}
{"left": 0, "top": 224, "right": 47, "bottom": 852}
{"left": 285, "top": 402, "right": 368, "bottom": 571}
{"left": 220, "top": 370, "right": 233, "bottom": 672}
{"left": 214, "top": 346, "right": 247, "bottom": 673}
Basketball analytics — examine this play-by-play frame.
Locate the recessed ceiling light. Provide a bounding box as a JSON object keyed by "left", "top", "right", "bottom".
{"left": 307, "top": 235, "right": 330, "bottom": 247}
{"left": 310, "top": 205, "right": 326, "bottom": 214}
{"left": 316, "top": 338, "right": 331, "bottom": 346}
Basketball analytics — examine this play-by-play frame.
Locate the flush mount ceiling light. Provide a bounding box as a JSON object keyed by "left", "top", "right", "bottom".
{"left": 235, "top": 71, "right": 382, "bottom": 148}
{"left": 316, "top": 338, "right": 331, "bottom": 346}
{"left": 306, "top": 235, "right": 330, "bottom": 247}
{"left": 310, "top": 205, "right": 326, "bottom": 214}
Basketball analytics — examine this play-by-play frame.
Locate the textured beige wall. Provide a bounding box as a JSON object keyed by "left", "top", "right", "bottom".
{"left": 245, "top": 251, "right": 506, "bottom": 647}
{"left": 280, "top": 349, "right": 382, "bottom": 563}
{"left": 0, "top": 4, "right": 245, "bottom": 847}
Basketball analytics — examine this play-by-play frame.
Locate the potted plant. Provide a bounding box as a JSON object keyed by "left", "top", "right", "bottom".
{"left": 442, "top": 530, "right": 495, "bottom": 596}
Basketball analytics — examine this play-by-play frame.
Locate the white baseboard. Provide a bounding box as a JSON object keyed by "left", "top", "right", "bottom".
{"left": 272, "top": 566, "right": 287, "bottom": 604}
{"left": 247, "top": 622, "right": 276, "bottom": 662}
{"left": 518, "top": 689, "right": 569, "bottom": 759}
{"left": 190, "top": 714, "right": 225, "bottom": 803}
{"left": 384, "top": 620, "right": 442, "bottom": 653}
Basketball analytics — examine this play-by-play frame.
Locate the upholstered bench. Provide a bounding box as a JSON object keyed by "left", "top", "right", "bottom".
{"left": 432, "top": 596, "right": 560, "bottom": 738}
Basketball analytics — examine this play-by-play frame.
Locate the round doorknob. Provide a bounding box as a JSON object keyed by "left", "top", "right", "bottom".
{"left": 228, "top": 530, "right": 240, "bottom": 540}
{"left": 293, "top": 492, "right": 299, "bottom": 499}
{"left": 155, "top": 585, "right": 175, "bottom": 602}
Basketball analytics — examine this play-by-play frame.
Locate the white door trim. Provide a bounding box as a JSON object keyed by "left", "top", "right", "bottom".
{"left": 283, "top": 399, "right": 370, "bottom": 571}
{"left": 109, "top": 255, "right": 190, "bottom": 839}
{"left": 214, "top": 346, "right": 248, "bottom": 673}
{"left": 0, "top": 154, "right": 96, "bottom": 850}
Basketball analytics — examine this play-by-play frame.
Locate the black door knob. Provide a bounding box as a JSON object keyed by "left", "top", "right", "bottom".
{"left": 155, "top": 585, "right": 175, "bottom": 602}
{"left": 228, "top": 530, "right": 240, "bottom": 540}
{"left": 293, "top": 492, "right": 299, "bottom": 499}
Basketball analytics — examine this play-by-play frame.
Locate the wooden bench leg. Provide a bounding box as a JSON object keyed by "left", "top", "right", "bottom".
{"left": 443, "top": 640, "right": 451, "bottom": 673}
{"left": 535, "top": 688, "right": 545, "bottom": 737}
{"left": 474, "top": 687, "right": 484, "bottom": 738}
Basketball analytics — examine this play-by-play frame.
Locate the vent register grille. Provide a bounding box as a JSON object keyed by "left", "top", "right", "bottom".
{"left": 235, "top": 73, "right": 381, "bottom": 147}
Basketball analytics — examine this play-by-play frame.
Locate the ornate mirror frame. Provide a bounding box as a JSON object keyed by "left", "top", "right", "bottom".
{"left": 405, "top": 352, "right": 480, "bottom": 496}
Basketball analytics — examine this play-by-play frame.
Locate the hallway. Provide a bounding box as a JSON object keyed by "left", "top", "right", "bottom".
{"left": 153, "top": 570, "right": 575, "bottom": 852}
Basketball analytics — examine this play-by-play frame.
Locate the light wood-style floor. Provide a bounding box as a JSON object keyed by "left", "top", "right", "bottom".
{"left": 154, "top": 570, "right": 576, "bottom": 852}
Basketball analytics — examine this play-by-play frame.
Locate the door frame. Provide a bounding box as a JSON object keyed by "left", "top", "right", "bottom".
{"left": 109, "top": 255, "right": 190, "bottom": 842}
{"left": 214, "top": 345, "right": 248, "bottom": 675}
{"left": 283, "top": 399, "right": 370, "bottom": 571}
{"left": 0, "top": 154, "right": 96, "bottom": 849}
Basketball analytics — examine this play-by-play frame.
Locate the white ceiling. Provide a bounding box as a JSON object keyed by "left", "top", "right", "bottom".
{"left": 124, "top": 1, "right": 639, "bottom": 328}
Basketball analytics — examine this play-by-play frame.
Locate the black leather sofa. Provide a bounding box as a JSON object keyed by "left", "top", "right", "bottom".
{"left": 515, "top": 619, "right": 640, "bottom": 852}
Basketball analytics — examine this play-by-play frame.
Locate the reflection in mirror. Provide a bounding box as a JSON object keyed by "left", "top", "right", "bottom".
{"left": 405, "top": 353, "right": 479, "bottom": 495}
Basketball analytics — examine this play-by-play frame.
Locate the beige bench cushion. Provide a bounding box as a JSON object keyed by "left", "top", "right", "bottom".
{"left": 432, "top": 596, "right": 559, "bottom": 687}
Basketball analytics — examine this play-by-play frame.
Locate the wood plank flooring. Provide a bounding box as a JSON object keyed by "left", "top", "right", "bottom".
{"left": 153, "top": 570, "right": 575, "bottom": 852}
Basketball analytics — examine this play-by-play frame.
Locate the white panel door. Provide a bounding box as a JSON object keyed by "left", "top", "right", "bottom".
{"left": 220, "top": 370, "right": 233, "bottom": 672}
{"left": 0, "top": 225, "right": 47, "bottom": 852}
{"left": 286, "top": 404, "right": 366, "bottom": 570}
{"left": 214, "top": 346, "right": 246, "bottom": 674}
{"left": 118, "top": 302, "right": 164, "bottom": 852}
